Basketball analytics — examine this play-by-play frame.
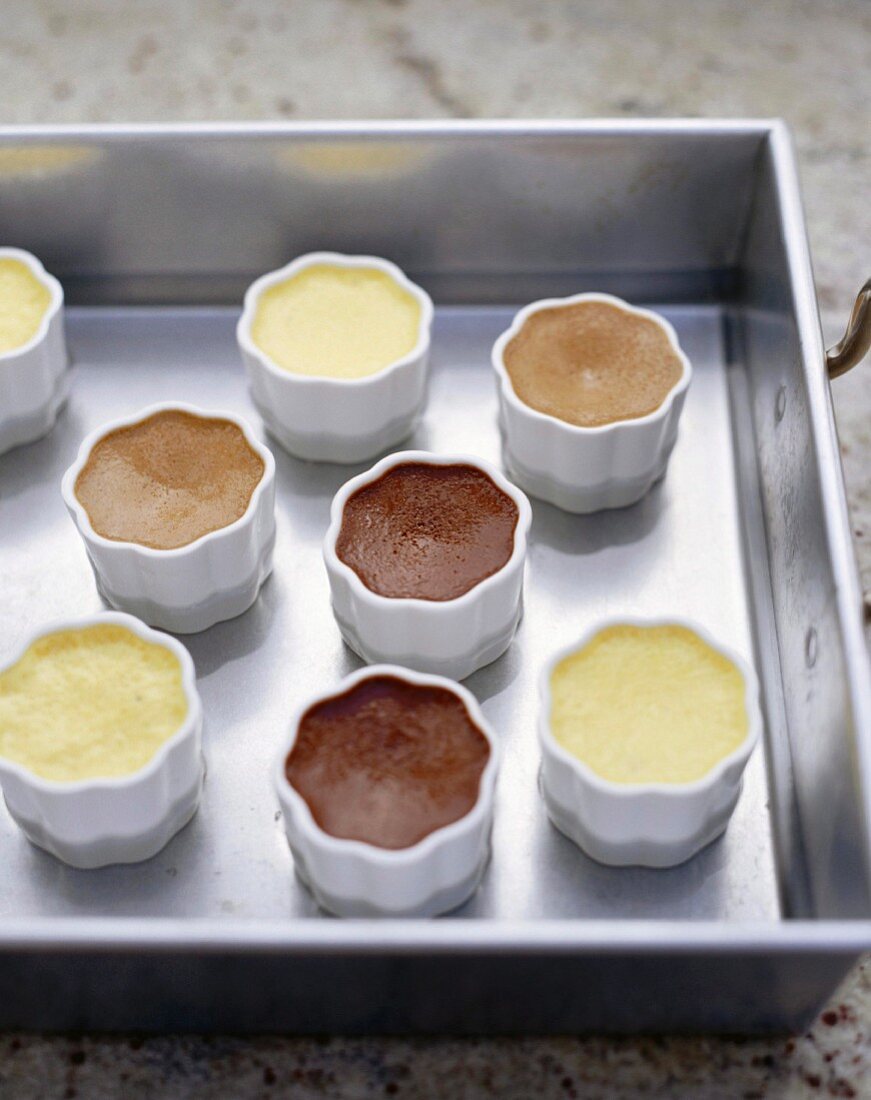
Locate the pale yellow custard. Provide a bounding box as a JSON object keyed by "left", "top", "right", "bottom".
{"left": 0, "top": 257, "right": 52, "bottom": 354}
{"left": 0, "top": 624, "right": 189, "bottom": 783}
{"left": 251, "top": 263, "right": 422, "bottom": 379}
{"left": 549, "top": 624, "right": 749, "bottom": 785}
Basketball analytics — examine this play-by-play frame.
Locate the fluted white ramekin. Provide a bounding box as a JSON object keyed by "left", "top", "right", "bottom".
{"left": 0, "top": 612, "right": 203, "bottom": 869}
{"left": 491, "top": 293, "right": 692, "bottom": 513}
{"left": 324, "top": 450, "right": 532, "bottom": 680}
{"left": 538, "top": 617, "right": 761, "bottom": 868}
{"left": 275, "top": 664, "right": 499, "bottom": 917}
{"left": 0, "top": 247, "right": 68, "bottom": 456}
{"left": 237, "top": 251, "right": 434, "bottom": 463}
{"left": 61, "top": 402, "right": 276, "bottom": 634}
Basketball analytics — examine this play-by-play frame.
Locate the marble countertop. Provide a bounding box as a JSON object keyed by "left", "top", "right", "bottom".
{"left": 0, "top": 0, "right": 868, "bottom": 1096}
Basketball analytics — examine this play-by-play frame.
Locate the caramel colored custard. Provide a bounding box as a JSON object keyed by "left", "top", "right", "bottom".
{"left": 251, "top": 263, "right": 422, "bottom": 379}
{"left": 0, "top": 624, "right": 188, "bottom": 783}
{"left": 0, "top": 257, "right": 52, "bottom": 354}
{"left": 286, "top": 675, "right": 490, "bottom": 849}
{"left": 74, "top": 410, "right": 265, "bottom": 551}
{"left": 549, "top": 624, "right": 749, "bottom": 785}
{"left": 336, "top": 462, "right": 519, "bottom": 601}
{"left": 503, "top": 300, "right": 684, "bottom": 428}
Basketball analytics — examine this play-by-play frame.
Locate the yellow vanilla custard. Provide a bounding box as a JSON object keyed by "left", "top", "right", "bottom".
{"left": 251, "top": 262, "right": 422, "bottom": 379}
{"left": 0, "top": 257, "right": 52, "bottom": 354}
{"left": 0, "top": 624, "right": 189, "bottom": 783}
{"left": 549, "top": 624, "right": 749, "bottom": 785}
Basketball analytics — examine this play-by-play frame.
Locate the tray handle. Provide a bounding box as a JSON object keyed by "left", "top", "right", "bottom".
{"left": 827, "top": 278, "right": 871, "bottom": 379}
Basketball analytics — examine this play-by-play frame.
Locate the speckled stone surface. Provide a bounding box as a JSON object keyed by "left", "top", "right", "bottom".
{"left": 0, "top": 1, "right": 868, "bottom": 1097}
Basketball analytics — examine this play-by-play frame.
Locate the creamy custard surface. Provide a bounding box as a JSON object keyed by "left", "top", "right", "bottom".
{"left": 0, "top": 624, "right": 188, "bottom": 782}
{"left": 503, "top": 300, "right": 684, "bottom": 428}
{"left": 549, "top": 624, "right": 749, "bottom": 784}
{"left": 0, "top": 257, "right": 52, "bottom": 354}
{"left": 74, "top": 410, "right": 265, "bottom": 551}
{"left": 286, "top": 674, "right": 490, "bottom": 850}
{"left": 251, "top": 263, "right": 422, "bottom": 379}
{"left": 336, "top": 462, "right": 519, "bottom": 601}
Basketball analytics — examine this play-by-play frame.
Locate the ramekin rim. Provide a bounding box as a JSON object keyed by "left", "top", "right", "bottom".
{"left": 0, "top": 246, "right": 64, "bottom": 364}
{"left": 236, "top": 250, "right": 434, "bottom": 388}
{"left": 323, "top": 449, "right": 533, "bottom": 613}
{"left": 0, "top": 611, "right": 201, "bottom": 794}
{"left": 491, "top": 292, "right": 692, "bottom": 436}
{"left": 61, "top": 401, "right": 276, "bottom": 559}
{"left": 274, "top": 663, "right": 499, "bottom": 866}
{"left": 538, "top": 615, "right": 761, "bottom": 799}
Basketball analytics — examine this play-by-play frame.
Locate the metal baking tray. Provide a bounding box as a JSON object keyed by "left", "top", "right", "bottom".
{"left": 0, "top": 121, "right": 868, "bottom": 1034}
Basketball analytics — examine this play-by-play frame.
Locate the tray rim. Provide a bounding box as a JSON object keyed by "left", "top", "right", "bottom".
{"left": 0, "top": 119, "right": 868, "bottom": 957}
{"left": 0, "top": 918, "right": 868, "bottom": 954}
{"left": 0, "top": 118, "right": 782, "bottom": 140}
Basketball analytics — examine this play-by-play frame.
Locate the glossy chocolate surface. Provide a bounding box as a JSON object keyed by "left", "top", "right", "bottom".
{"left": 335, "top": 462, "right": 518, "bottom": 600}
{"left": 285, "top": 675, "right": 490, "bottom": 849}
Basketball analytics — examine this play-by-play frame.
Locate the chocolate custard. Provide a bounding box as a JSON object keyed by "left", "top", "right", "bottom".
{"left": 74, "top": 410, "right": 265, "bottom": 550}
{"left": 335, "top": 462, "right": 518, "bottom": 601}
{"left": 503, "top": 300, "right": 684, "bottom": 428}
{"left": 286, "top": 675, "right": 490, "bottom": 849}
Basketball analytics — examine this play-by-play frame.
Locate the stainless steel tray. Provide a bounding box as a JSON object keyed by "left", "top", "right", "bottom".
{"left": 0, "top": 121, "right": 868, "bottom": 1034}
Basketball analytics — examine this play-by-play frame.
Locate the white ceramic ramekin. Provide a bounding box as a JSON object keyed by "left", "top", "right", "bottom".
{"left": 61, "top": 402, "right": 276, "bottom": 634}
{"left": 0, "top": 247, "right": 68, "bottom": 456}
{"left": 275, "top": 664, "right": 499, "bottom": 917}
{"left": 491, "top": 293, "right": 692, "bottom": 513}
{"left": 538, "top": 617, "right": 761, "bottom": 868}
{"left": 324, "top": 450, "right": 532, "bottom": 681}
{"left": 237, "top": 251, "right": 434, "bottom": 463}
{"left": 0, "top": 612, "right": 203, "bottom": 869}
